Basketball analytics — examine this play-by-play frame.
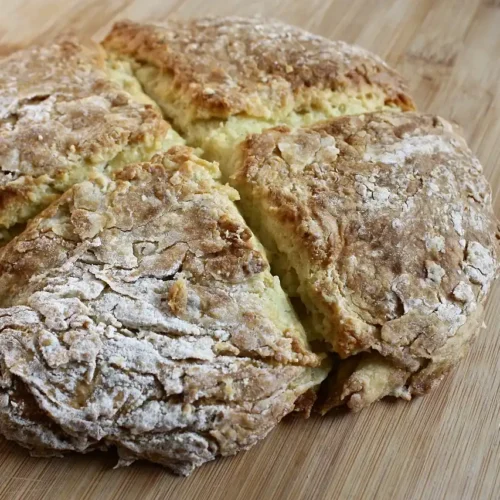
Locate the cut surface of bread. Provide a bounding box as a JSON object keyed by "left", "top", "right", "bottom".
{"left": 102, "top": 17, "right": 415, "bottom": 178}
{"left": 232, "top": 111, "right": 499, "bottom": 411}
{"left": 0, "top": 36, "right": 183, "bottom": 245}
{"left": 0, "top": 147, "right": 328, "bottom": 475}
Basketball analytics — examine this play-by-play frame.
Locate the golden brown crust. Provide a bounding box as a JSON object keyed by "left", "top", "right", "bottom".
{"left": 233, "top": 112, "right": 499, "bottom": 408}
{"left": 0, "top": 36, "right": 181, "bottom": 237}
{"left": 0, "top": 147, "right": 328, "bottom": 474}
{"left": 102, "top": 17, "right": 415, "bottom": 120}
{"left": 317, "top": 353, "right": 409, "bottom": 413}
{"left": 293, "top": 388, "right": 318, "bottom": 418}
{"left": 319, "top": 302, "right": 485, "bottom": 412}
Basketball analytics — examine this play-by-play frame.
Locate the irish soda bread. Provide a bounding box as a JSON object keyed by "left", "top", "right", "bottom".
{"left": 102, "top": 17, "right": 415, "bottom": 177}
{"left": 0, "top": 36, "right": 183, "bottom": 246}
{"left": 232, "top": 112, "right": 498, "bottom": 411}
{"left": 0, "top": 147, "right": 328, "bottom": 475}
{"left": 0, "top": 17, "right": 497, "bottom": 475}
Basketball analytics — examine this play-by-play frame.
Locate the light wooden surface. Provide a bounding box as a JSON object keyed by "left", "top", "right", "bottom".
{"left": 0, "top": 1, "right": 499, "bottom": 499}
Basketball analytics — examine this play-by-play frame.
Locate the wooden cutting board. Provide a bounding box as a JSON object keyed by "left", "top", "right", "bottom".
{"left": 0, "top": 1, "right": 499, "bottom": 499}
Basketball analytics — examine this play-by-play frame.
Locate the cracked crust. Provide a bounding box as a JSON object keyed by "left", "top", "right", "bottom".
{"left": 0, "top": 36, "right": 183, "bottom": 244}
{"left": 103, "top": 17, "right": 414, "bottom": 119}
{"left": 102, "top": 17, "right": 415, "bottom": 177}
{"left": 0, "top": 147, "right": 329, "bottom": 475}
{"left": 232, "top": 111, "right": 499, "bottom": 411}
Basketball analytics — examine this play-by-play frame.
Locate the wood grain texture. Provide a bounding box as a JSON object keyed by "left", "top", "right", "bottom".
{"left": 0, "top": 1, "right": 499, "bottom": 498}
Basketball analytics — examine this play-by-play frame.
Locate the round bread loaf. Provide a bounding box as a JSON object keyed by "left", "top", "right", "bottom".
{"left": 0, "top": 17, "right": 497, "bottom": 475}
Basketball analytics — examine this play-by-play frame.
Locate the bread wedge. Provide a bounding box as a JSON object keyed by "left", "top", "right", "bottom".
{"left": 0, "top": 36, "right": 183, "bottom": 245}
{"left": 102, "top": 17, "right": 415, "bottom": 178}
{"left": 0, "top": 147, "right": 328, "bottom": 474}
{"left": 232, "top": 111, "right": 499, "bottom": 411}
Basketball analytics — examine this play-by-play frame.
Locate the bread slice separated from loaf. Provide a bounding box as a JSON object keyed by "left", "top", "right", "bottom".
{"left": 102, "top": 17, "right": 415, "bottom": 179}
{"left": 0, "top": 146, "right": 329, "bottom": 475}
{"left": 231, "top": 111, "right": 499, "bottom": 411}
{"left": 0, "top": 36, "right": 183, "bottom": 246}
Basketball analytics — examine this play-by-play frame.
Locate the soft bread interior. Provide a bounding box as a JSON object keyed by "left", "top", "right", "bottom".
{"left": 233, "top": 176, "right": 342, "bottom": 348}
{"left": 131, "top": 63, "right": 402, "bottom": 178}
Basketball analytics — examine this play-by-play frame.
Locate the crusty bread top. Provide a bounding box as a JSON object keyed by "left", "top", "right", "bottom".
{"left": 0, "top": 146, "right": 320, "bottom": 366}
{"left": 234, "top": 112, "right": 499, "bottom": 367}
{"left": 0, "top": 36, "right": 176, "bottom": 230}
{"left": 103, "top": 17, "right": 415, "bottom": 120}
{"left": 0, "top": 147, "right": 326, "bottom": 474}
{"left": 0, "top": 36, "right": 171, "bottom": 179}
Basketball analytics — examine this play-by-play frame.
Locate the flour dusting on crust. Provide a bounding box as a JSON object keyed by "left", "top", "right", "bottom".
{"left": 0, "top": 36, "right": 182, "bottom": 241}
{"left": 233, "top": 112, "right": 499, "bottom": 411}
{"left": 0, "top": 147, "right": 327, "bottom": 475}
